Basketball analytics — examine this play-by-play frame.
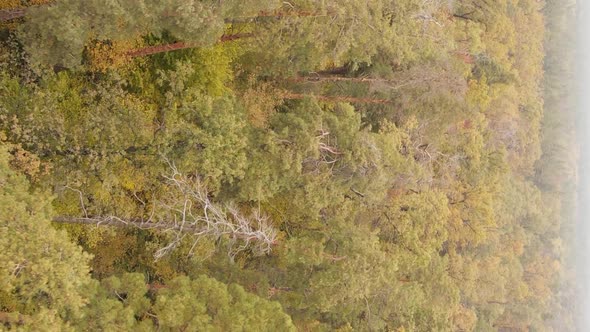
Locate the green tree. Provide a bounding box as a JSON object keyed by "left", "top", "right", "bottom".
{"left": 153, "top": 275, "right": 295, "bottom": 331}
{"left": 19, "top": 0, "right": 281, "bottom": 69}
{"left": 0, "top": 143, "right": 93, "bottom": 328}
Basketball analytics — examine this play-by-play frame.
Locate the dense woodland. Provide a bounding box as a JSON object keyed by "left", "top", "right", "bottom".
{"left": 0, "top": 0, "right": 579, "bottom": 330}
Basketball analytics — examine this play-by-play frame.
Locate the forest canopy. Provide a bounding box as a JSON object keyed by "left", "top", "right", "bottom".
{"left": 0, "top": 0, "right": 578, "bottom": 330}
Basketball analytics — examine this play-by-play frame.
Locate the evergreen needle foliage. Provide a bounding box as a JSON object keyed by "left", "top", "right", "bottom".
{"left": 0, "top": 0, "right": 577, "bottom": 330}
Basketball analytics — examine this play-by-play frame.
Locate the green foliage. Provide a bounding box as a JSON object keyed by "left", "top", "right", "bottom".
{"left": 0, "top": 0, "right": 575, "bottom": 330}
{"left": 0, "top": 143, "right": 92, "bottom": 326}
{"left": 154, "top": 275, "right": 295, "bottom": 331}
{"left": 18, "top": 0, "right": 281, "bottom": 70}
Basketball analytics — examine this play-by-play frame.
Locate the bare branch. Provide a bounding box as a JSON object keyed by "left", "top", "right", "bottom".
{"left": 54, "top": 164, "right": 278, "bottom": 260}
{"left": 64, "top": 186, "right": 89, "bottom": 218}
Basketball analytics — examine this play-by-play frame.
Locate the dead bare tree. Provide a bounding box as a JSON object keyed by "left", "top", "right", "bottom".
{"left": 53, "top": 162, "right": 277, "bottom": 260}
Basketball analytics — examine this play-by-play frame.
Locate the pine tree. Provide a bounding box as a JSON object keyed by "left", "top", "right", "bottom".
{"left": 0, "top": 144, "right": 93, "bottom": 327}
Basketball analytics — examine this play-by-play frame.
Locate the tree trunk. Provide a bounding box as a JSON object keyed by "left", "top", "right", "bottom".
{"left": 286, "top": 75, "right": 392, "bottom": 84}
{"left": 52, "top": 216, "right": 184, "bottom": 231}
{"left": 0, "top": 8, "right": 26, "bottom": 22}
{"left": 316, "top": 65, "right": 351, "bottom": 76}
{"left": 283, "top": 93, "right": 390, "bottom": 105}
{"left": 51, "top": 167, "right": 278, "bottom": 259}
{"left": 225, "top": 10, "right": 329, "bottom": 24}
{"left": 125, "top": 41, "right": 190, "bottom": 58}
{"left": 125, "top": 33, "right": 253, "bottom": 58}
{"left": 1, "top": 5, "right": 327, "bottom": 24}
{"left": 52, "top": 215, "right": 274, "bottom": 243}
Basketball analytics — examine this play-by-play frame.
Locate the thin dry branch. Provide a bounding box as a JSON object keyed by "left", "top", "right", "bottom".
{"left": 53, "top": 163, "right": 278, "bottom": 260}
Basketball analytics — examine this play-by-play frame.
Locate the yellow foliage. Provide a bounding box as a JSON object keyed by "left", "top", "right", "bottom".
{"left": 89, "top": 231, "right": 136, "bottom": 278}
{"left": 86, "top": 38, "right": 145, "bottom": 73}
{"left": 0, "top": 289, "right": 18, "bottom": 312}
{"left": 334, "top": 323, "right": 353, "bottom": 332}
{"left": 7, "top": 144, "right": 50, "bottom": 181}
{"left": 28, "top": 0, "right": 50, "bottom": 4}
{"left": 0, "top": 0, "right": 19, "bottom": 10}
{"left": 295, "top": 319, "right": 323, "bottom": 332}
{"left": 466, "top": 77, "right": 491, "bottom": 111}
{"left": 0, "top": 0, "right": 21, "bottom": 30}
{"left": 189, "top": 43, "right": 240, "bottom": 96}
{"left": 0, "top": 0, "right": 52, "bottom": 30}
{"left": 241, "top": 76, "right": 282, "bottom": 128}
{"left": 115, "top": 159, "right": 147, "bottom": 192}
{"left": 56, "top": 222, "right": 110, "bottom": 252}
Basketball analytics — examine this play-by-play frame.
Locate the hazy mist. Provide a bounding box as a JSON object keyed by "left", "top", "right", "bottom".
{"left": 577, "top": 0, "right": 589, "bottom": 329}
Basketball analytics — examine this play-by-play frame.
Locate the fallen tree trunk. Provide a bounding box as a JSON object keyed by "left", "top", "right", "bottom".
{"left": 53, "top": 164, "right": 277, "bottom": 260}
